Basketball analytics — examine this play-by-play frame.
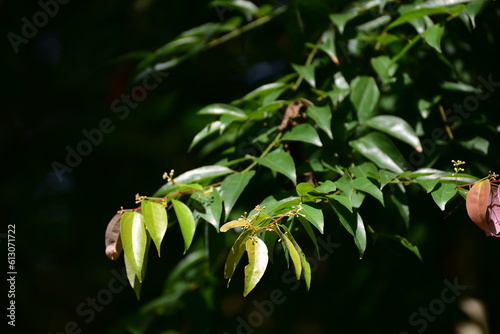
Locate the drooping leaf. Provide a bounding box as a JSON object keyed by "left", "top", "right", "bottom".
{"left": 486, "top": 186, "right": 500, "bottom": 236}
{"left": 330, "top": 201, "right": 366, "bottom": 258}
{"left": 431, "top": 182, "right": 458, "bottom": 211}
{"left": 300, "top": 203, "right": 324, "bottom": 234}
{"left": 243, "top": 237, "right": 269, "bottom": 296}
{"left": 377, "top": 233, "right": 422, "bottom": 261}
{"left": 256, "top": 151, "right": 297, "bottom": 185}
{"left": 335, "top": 172, "right": 354, "bottom": 200}
{"left": 353, "top": 177, "right": 385, "bottom": 206}
{"left": 465, "top": 0, "right": 488, "bottom": 28}
{"left": 220, "top": 171, "right": 255, "bottom": 218}
{"left": 307, "top": 105, "right": 333, "bottom": 139}
{"left": 327, "top": 194, "right": 353, "bottom": 212}
{"left": 154, "top": 166, "right": 234, "bottom": 197}
{"left": 350, "top": 76, "right": 380, "bottom": 123}
{"left": 349, "top": 132, "right": 407, "bottom": 174}
{"left": 364, "top": 115, "right": 422, "bottom": 152}
{"left": 172, "top": 199, "right": 197, "bottom": 253}
{"left": 224, "top": 229, "right": 252, "bottom": 282}
{"left": 274, "top": 226, "right": 301, "bottom": 280}
{"left": 105, "top": 213, "right": 122, "bottom": 260}
{"left": 121, "top": 211, "right": 148, "bottom": 282}
{"left": 141, "top": 200, "right": 168, "bottom": 256}
{"left": 124, "top": 254, "right": 142, "bottom": 299}
{"left": 281, "top": 225, "right": 311, "bottom": 290}
{"left": 466, "top": 179, "right": 492, "bottom": 235}
{"left": 379, "top": 169, "right": 399, "bottom": 189}
{"left": 298, "top": 216, "right": 319, "bottom": 254}
{"left": 282, "top": 123, "right": 323, "bottom": 147}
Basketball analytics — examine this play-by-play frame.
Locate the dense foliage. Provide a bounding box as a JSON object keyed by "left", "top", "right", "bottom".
{"left": 100, "top": 0, "right": 500, "bottom": 333}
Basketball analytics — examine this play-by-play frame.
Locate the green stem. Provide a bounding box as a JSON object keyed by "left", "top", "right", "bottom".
{"left": 241, "top": 132, "right": 283, "bottom": 173}
{"left": 204, "top": 6, "right": 287, "bottom": 50}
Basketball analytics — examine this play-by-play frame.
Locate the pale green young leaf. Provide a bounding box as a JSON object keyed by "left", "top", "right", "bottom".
{"left": 243, "top": 237, "right": 269, "bottom": 296}
{"left": 172, "top": 199, "right": 197, "bottom": 253}
{"left": 121, "top": 211, "right": 148, "bottom": 282}
{"left": 141, "top": 200, "right": 168, "bottom": 256}
{"left": 220, "top": 218, "right": 250, "bottom": 232}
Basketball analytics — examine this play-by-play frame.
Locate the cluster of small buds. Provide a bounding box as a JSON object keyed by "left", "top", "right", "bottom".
{"left": 250, "top": 205, "right": 265, "bottom": 220}
{"left": 161, "top": 201, "right": 167, "bottom": 208}
{"left": 162, "top": 169, "right": 176, "bottom": 184}
{"left": 288, "top": 204, "right": 306, "bottom": 218}
{"left": 489, "top": 171, "right": 499, "bottom": 180}
{"left": 203, "top": 187, "right": 213, "bottom": 196}
{"left": 135, "top": 193, "right": 147, "bottom": 203}
{"left": 451, "top": 160, "right": 465, "bottom": 174}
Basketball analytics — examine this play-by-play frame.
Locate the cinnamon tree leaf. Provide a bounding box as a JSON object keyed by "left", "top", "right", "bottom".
{"left": 330, "top": 201, "right": 366, "bottom": 259}
{"left": 121, "top": 211, "right": 148, "bottom": 282}
{"left": 225, "top": 229, "right": 252, "bottom": 283}
{"left": 282, "top": 123, "right": 323, "bottom": 147}
{"left": 221, "top": 171, "right": 255, "bottom": 218}
{"left": 243, "top": 237, "right": 269, "bottom": 296}
{"left": 431, "top": 182, "right": 458, "bottom": 211}
{"left": 256, "top": 151, "right": 297, "bottom": 185}
{"left": 350, "top": 76, "right": 380, "bottom": 123}
{"left": 172, "top": 199, "right": 197, "bottom": 253}
{"left": 141, "top": 200, "right": 168, "bottom": 256}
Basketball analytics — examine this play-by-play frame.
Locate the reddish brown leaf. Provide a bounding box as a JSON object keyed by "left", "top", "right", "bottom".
{"left": 487, "top": 185, "right": 500, "bottom": 237}
{"left": 466, "top": 179, "right": 493, "bottom": 236}
{"left": 105, "top": 213, "right": 123, "bottom": 260}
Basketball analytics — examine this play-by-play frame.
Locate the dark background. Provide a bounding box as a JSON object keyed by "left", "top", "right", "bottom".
{"left": 2, "top": 1, "right": 500, "bottom": 333}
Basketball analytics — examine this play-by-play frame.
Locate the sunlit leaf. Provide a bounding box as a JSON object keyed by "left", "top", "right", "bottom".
{"left": 197, "top": 103, "right": 247, "bottom": 118}
{"left": 300, "top": 203, "right": 324, "bottom": 234}
{"left": 220, "top": 218, "right": 250, "bottom": 232}
{"left": 274, "top": 227, "right": 301, "bottom": 280}
{"left": 282, "top": 123, "right": 323, "bottom": 147}
{"left": 154, "top": 166, "right": 234, "bottom": 197}
{"left": 431, "top": 182, "right": 458, "bottom": 211}
{"left": 364, "top": 115, "right": 422, "bottom": 152}
{"left": 121, "top": 211, "right": 147, "bottom": 282}
{"left": 256, "top": 151, "right": 297, "bottom": 184}
{"left": 172, "top": 199, "right": 197, "bottom": 253}
{"left": 221, "top": 171, "right": 255, "bottom": 218}
{"left": 386, "top": 5, "right": 467, "bottom": 31}
{"left": 349, "top": 132, "right": 407, "bottom": 174}
{"left": 307, "top": 105, "right": 333, "bottom": 139}
{"left": 243, "top": 237, "right": 269, "bottom": 296}
{"left": 189, "top": 121, "right": 223, "bottom": 151}
{"left": 141, "top": 200, "right": 168, "bottom": 256}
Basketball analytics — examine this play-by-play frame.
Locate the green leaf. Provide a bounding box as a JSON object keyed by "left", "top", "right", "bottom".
{"left": 318, "top": 27, "right": 339, "bottom": 64}
{"left": 296, "top": 182, "right": 316, "bottom": 197}
{"left": 349, "top": 132, "right": 407, "bottom": 174}
{"left": 386, "top": 183, "right": 410, "bottom": 230}
{"left": 121, "top": 211, "right": 148, "bottom": 282}
{"left": 210, "top": 0, "right": 259, "bottom": 21}
{"left": 197, "top": 103, "right": 247, "bottom": 118}
{"left": 335, "top": 172, "right": 354, "bottom": 201}
{"left": 141, "top": 200, "right": 168, "bottom": 256}
{"left": 307, "top": 105, "right": 333, "bottom": 139}
{"left": 298, "top": 216, "right": 319, "bottom": 254}
{"left": 124, "top": 254, "right": 141, "bottom": 299}
{"left": 300, "top": 203, "right": 324, "bottom": 234}
{"left": 377, "top": 233, "right": 422, "bottom": 261}
{"left": 329, "top": 11, "right": 358, "bottom": 34}
{"left": 242, "top": 82, "right": 287, "bottom": 101}
{"left": 349, "top": 162, "right": 380, "bottom": 182}
{"left": 330, "top": 202, "right": 367, "bottom": 259}
{"left": 415, "top": 172, "right": 448, "bottom": 192}
{"left": 292, "top": 63, "right": 316, "bottom": 88}
{"left": 274, "top": 227, "right": 301, "bottom": 280}
{"left": 371, "top": 56, "right": 398, "bottom": 83}
{"left": 281, "top": 225, "right": 311, "bottom": 290}
{"left": 423, "top": 23, "right": 445, "bottom": 53}
{"left": 282, "top": 123, "right": 322, "bottom": 147}
{"left": 193, "top": 187, "right": 223, "bottom": 230}
{"left": 189, "top": 121, "right": 222, "bottom": 151}
{"left": 327, "top": 194, "right": 352, "bottom": 212}
{"left": 221, "top": 171, "right": 255, "bottom": 218}
{"left": 458, "top": 136, "right": 489, "bottom": 155}
{"left": 379, "top": 169, "right": 399, "bottom": 189}
{"left": 386, "top": 4, "right": 467, "bottom": 31}
{"left": 315, "top": 180, "right": 337, "bottom": 193}
{"left": 364, "top": 115, "right": 422, "bottom": 152}
{"left": 172, "top": 199, "right": 197, "bottom": 253}
{"left": 244, "top": 237, "right": 269, "bottom": 296}
{"left": 466, "top": 0, "right": 488, "bottom": 28}
{"left": 353, "top": 177, "right": 384, "bottom": 206}
{"left": 431, "top": 182, "right": 458, "bottom": 211}
{"left": 256, "top": 151, "right": 297, "bottom": 185}
{"left": 350, "top": 76, "right": 380, "bottom": 123}
{"left": 224, "top": 229, "right": 252, "bottom": 282}
{"left": 154, "top": 166, "right": 234, "bottom": 197}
